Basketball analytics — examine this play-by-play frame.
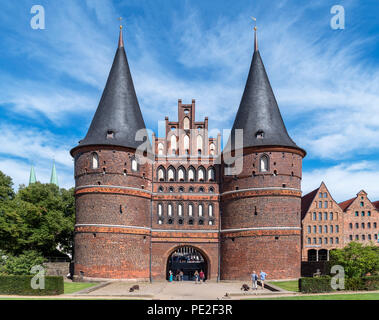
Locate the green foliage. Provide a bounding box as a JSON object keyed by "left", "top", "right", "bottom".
{"left": 0, "top": 251, "right": 45, "bottom": 275}
{"left": 345, "top": 276, "right": 379, "bottom": 291}
{"left": 0, "top": 275, "right": 64, "bottom": 295}
{"left": 0, "top": 171, "right": 15, "bottom": 201}
{"left": 299, "top": 276, "right": 334, "bottom": 293}
{"left": 329, "top": 242, "right": 379, "bottom": 278}
{"left": 0, "top": 171, "right": 75, "bottom": 258}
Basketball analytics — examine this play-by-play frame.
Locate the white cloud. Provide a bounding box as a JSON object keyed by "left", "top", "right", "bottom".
{"left": 303, "top": 161, "right": 379, "bottom": 202}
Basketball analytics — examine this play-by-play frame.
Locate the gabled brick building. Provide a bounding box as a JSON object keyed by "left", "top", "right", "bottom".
{"left": 301, "top": 184, "right": 379, "bottom": 263}
{"left": 70, "top": 26, "right": 308, "bottom": 281}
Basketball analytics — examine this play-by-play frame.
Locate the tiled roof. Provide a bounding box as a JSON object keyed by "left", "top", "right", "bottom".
{"left": 301, "top": 187, "right": 319, "bottom": 220}
{"left": 338, "top": 198, "right": 355, "bottom": 211}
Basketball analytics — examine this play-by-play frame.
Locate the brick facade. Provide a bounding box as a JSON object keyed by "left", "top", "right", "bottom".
{"left": 301, "top": 183, "right": 379, "bottom": 263}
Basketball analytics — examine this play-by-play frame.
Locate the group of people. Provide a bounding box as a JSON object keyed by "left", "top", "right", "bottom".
{"left": 168, "top": 269, "right": 205, "bottom": 283}
{"left": 251, "top": 270, "right": 267, "bottom": 290}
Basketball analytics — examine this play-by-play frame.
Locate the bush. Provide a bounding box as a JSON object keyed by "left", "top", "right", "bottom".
{"left": 0, "top": 251, "right": 45, "bottom": 275}
{"left": 299, "top": 276, "right": 334, "bottom": 293}
{"left": 0, "top": 275, "right": 64, "bottom": 295}
{"left": 345, "top": 276, "right": 379, "bottom": 291}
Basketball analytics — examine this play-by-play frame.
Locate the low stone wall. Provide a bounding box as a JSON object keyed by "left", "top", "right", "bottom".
{"left": 43, "top": 262, "right": 71, "bottom": 277}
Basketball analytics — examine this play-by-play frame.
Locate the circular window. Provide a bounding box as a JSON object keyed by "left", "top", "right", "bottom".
{"left": 199, "top": 219, "right": 204, "bottom": 225}
{"left": 178, "top": 219, "right": 183, "bottom": 225}
{"left": 189, "top": 219, "right": 194, "bottom": 225}
{"left": 168, "top": 219, "right": 173, "bottom": 224}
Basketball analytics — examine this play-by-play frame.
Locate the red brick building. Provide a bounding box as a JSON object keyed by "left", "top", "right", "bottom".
{"left": 70, "top": 27, "right": 308, "bottom": 281}
{"left": 301, "top": 184, "right": 379, "bottom": 264}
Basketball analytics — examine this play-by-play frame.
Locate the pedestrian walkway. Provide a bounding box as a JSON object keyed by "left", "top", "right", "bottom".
{"left": 80, "top": 281, "right": 274, "bottom": 300}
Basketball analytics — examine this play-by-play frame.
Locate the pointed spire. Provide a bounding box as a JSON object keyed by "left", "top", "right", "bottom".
{"left": 72, "top": 25, "right": 150, "bottom": 153}
{"left": 50, "top": 160, "right": 59, "bottom": 187}
{"left": 29, "top": 165, "right": 36, "bottom": 185}
{"left": 227, "top": 23, "right": 305, "bottom": 154}
{"left": 118, "top": 25, "right": 124, "bottom": 48}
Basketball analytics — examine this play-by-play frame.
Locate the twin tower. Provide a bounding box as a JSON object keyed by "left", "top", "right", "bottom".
{"left": 70, "top": 27, "right": 306, "bottom": 281}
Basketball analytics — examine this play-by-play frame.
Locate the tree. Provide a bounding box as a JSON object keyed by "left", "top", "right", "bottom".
{"left": 0, "top": 171, "right": 15, "bottom": 201}
{"left": 0, "top": 250, "right": 45, "bottom": 275}
{"left": 329, "top": 242, "right": 379, "bottom": 278}
{"left": 0, "top": 173, "right": 75, "bottom": 258}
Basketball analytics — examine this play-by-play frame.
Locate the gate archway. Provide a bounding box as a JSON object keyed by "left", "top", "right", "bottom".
{"left": 166, "top": 246, "right": 208, "bottom": 281}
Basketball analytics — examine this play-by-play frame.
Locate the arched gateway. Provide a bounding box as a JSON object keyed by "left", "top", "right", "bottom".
{"left": 166, "top": 246, "right": 208, "bottom": 281}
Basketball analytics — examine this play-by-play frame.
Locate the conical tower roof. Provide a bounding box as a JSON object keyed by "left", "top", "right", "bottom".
{"left": 29, "top": 165, "right": 36, "bottom": 185}
{"left": 227, "top": 27, "right": 304, "bottom": 154}
{"left": 71, "top": 28, "right": 150, "bottom": 154}
{"left": 50, "top": 161, "right": 59, "bottom": 186}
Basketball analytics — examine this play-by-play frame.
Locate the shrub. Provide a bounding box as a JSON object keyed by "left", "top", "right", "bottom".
{"left": 299, "top": 276, "right": 334, "bottom": 293}
{"left": 0, "top": 275, "right": 64, "bottom": 295}
{"left": 0, "top": 251, "right": 45, "bottom": 275}
{"left": 345, "top": 276, "right": 379, "bottom": 291}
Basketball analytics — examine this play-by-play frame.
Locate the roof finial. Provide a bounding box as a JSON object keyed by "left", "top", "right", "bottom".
{"left": 118, "top": 17, "right": 124, "bottom": 48}
{"left": 251, "top": 16, "right": 258, "bottom": 52}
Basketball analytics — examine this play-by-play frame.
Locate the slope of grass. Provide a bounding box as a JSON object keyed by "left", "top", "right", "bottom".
{"left": 64, "top": 282, "right": 99, "bottom": 294}
{"left": 269, "top": 280, "right": 299, "bottom": 292}
{"left": 247, "top": 292, "right": 379, "bottom": 300}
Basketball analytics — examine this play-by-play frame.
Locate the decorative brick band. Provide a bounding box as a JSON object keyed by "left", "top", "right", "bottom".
{"left": 221, "top": 187, "right": 302, "bottom": 201}
{"left": 75, "top": 224, "right": 151, "bottom": 236}
{"left": 152, "top": 231, "right": 218, "bottom": 239}
{"left": 152, "top": 194, "right": 219, "bottom": 201}
{"left": 221, "top": 228, "right": 301, "bottom": 238}
{"left": 75, "top": 185, "right": 151, "bottom": 199}
{"left": 152, "top": 238, "right": 219, "bottom": 243}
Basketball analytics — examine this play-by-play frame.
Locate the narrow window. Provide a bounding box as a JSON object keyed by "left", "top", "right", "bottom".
{"left": 209, "top": 204, "right": 213, "bottom": 217}
{"left": 260, "top": 155, "right": 269, "bottom": 172}
{"left": 198, "top": 204, "right": 203, "bottom": 217}
{"left": 131, "top": 158, "right": 138, "bottom": 172}
{"left": 198, "top": 167, "right": 205, "bottom": 181}
{"left": 92, "top": 152, "right": 99, "bottom": 169}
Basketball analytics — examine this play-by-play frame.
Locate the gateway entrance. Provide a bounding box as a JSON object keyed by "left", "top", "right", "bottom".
{"left": 167, "top": 246, "right": 208, "bottom": 281}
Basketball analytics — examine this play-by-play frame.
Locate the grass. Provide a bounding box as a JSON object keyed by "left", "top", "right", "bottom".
{"left": 246, "top": 292, "right": 379, "bottom": 300}
{"left": 63, "top": 282, "right": 99, "bottom": 294}
{"left": 269, "top": 280, "right": 299, "bottom": 292}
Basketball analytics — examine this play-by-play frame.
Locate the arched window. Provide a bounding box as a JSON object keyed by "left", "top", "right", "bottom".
{"left": 183, "top": 117, "right": 190, "bottom": 130}
{"left": 208, "top": 167, "right": 215, "bottom": 181}
{"left": 178, "top": 167, "right": 185, "bottom": 181}
{"left": 168, "top": 167, "right": 175, "bottom": 181}
{"left": 208, "top": 204, "right": 213, "bottom": 217}
{"left": 131, "top": 158, "right": 138, "bottom": 172}
{"left": 209, "top": 143, "right": 216, "bottom": 156}
{"left": 198, "top": 167, "right": 205, "bottom": 181}
{"left": 188, "top": 204, "right": 193, "bottom": 217}
{"left": 168, "top": 204, "right": 173, "bottom": 217}
{"left": 158, "top": 143, "right": 164, "bottom": 155}
{"left": 197, "top": 135, "right": 203, "bottom": 153}
{"left": 92, "top": 152, "right": 99, "bottom": 169}
{"left": 157, "top": 167, "right": 165, "bottom": 181}
{"left": 198, "top": 204, "right": 203, "bottom": 217}
{"left": 158, "top": 204, "right": 163, "bottom": 217}
{"left": 260, "top": 155, "right": 269, "bottom": 172}
{"left": 170, "top": 135, "right": 177, "bottom": 153}
{"left": 188, "top": 167, "right": 195, "bottom": 181}
{"left": 184, "top": 135, "right": 190, "bottom": 154}
{"left": 178, "top": 204, "right": 183, "bottom": 217}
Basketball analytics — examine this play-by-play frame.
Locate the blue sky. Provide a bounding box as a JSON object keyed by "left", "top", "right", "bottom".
{"left": 0, "top": 0, "right": 378, "bottom": 202}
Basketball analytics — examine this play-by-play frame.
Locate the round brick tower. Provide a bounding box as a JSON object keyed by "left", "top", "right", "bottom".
{"left": 70, "top": 28, "right": 152, "bottom": 280}
{"left": 220, "top": 28, "right": 306, "bottom": 280}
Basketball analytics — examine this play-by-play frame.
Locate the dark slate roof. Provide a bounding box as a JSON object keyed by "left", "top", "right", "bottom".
{"left": 72, "top": 30, "right": 150, "bottom": 153}
{"left": 301, "top": 187, "right": 319, "bottom": 220}
{"left": 227, "top": 41, "right": 304, "bottom": 153}
{"left": 373, "top": 201, "right": 379, "bottom": 211}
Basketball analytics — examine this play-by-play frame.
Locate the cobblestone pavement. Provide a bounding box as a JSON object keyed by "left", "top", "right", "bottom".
{"left": 84, "top": 281, "right": 273, "bottom": 300}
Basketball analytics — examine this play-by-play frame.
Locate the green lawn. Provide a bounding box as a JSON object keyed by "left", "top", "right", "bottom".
{"left": 64, "top": 282, "right": 99, "bottom": 294}
{"left": 269, "top": 280, "right": 299, "bottom": 292}
{"left": 247, "top": 292, "right": 379, "bottom": 300}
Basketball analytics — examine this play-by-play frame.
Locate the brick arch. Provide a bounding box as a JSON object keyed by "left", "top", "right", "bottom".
{"left": 164, "top": 244, "right": 212, "bottom": 280}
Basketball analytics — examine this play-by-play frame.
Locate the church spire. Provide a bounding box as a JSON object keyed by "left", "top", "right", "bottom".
{"left": 118, "top": 18, "right": 124, "bottom": 48}
{"left": 71, "top": 25, "right": 149, "bottom": 154}
{"left": 50, "top": 160, "right": 59, "bottom": 187}
{"left": 29, "top": 165, "right": 36, "bottom": 185}
{"left": 227, "top": 21, "right": 304, "bottom": 153}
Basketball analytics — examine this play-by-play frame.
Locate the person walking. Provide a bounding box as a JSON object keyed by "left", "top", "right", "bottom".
{"left": 251, "top": 271, "right": 258, "bottom": 291}
{"left": 179, "top": 270, "right": 184, "bottom": 281}
{"left": 169, "top": 270, "right": 173, "bottom": 282}
{"left": 194, "top": 270, "right": 199, "bottom": 284}
{"left": 199, "top": 270, "right": 205, "bottom": 284}
{"left": 259, "top": 270, "right": 267, "bottom": 289}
